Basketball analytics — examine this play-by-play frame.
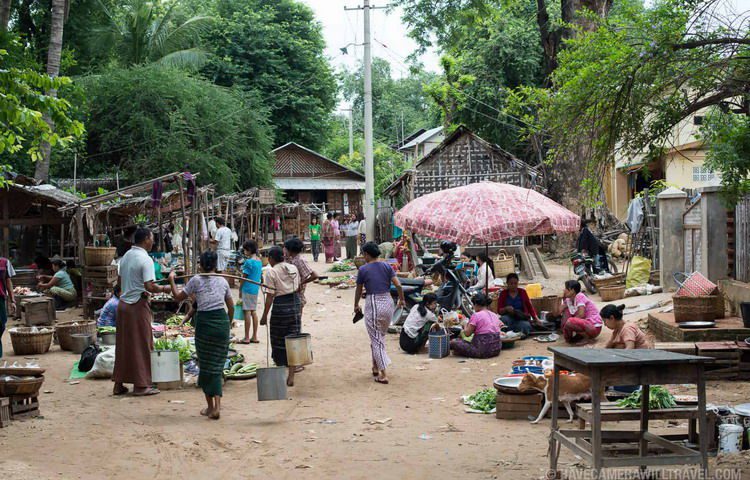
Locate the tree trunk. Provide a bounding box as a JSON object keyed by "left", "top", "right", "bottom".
{"left": 0, "top": 0, "right": 11, "bottom": 31}
{"left": 35, "top": 0, "right": 66, "bottom": 182}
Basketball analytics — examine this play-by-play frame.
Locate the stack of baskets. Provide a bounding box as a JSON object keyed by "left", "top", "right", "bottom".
{"left": 84, "top": 246, "right": 117, "bottom": 266}
{"left": 530, "top": 295, "right": 561, "bottom": 317}
{"left": 0, "top": 376, "right": 44, "bottom": 398}
{"left": 595, "top": 273, "right": 626, "bottom": 302}
{"left": 9, "top": 327, "right": 54, "bottom": 355}
{"left": 56, "top": 321, "right": 97, "bottom": 351}
{"left": 672, "top": 272, "right": 724, "bottom": 323}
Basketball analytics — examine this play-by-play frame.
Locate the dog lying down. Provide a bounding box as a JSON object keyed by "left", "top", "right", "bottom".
{"left": 518, "top": 371, "right": 592, "bottom": 424}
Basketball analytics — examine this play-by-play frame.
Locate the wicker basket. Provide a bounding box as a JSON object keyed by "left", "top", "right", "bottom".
{"left": 673, "top": 295, "right": 718, "bottom": 323}
{"left": 649, "top": 270, "right": 660, "bottom": 286}
{"left": 0, "top": 376, "right": 44, "bottom": 397}
{"left": 599, "top": 285, "right": 626, "bottom": 302}
{"left": 593, "top": 273, "right": 625, "bottom": 289}
{"left": 354, "top": 256, "right": 366, "bottom": 269}
{"left": 9, "top": 327, "right": 54, "bottom": 355}
{"left": 530, "top": 295, "right": 561, "bottom": 317}
{"left": 493, "top": 250, "right": 515, "bottom": 277}
{"left": 84, "top": 246, "right": 117, "bottom": 267}
{"left": 56, "top": 321, "right": 97, "bottom": 351}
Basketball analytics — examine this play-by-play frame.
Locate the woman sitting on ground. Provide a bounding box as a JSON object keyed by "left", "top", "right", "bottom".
{"left": 450, "top": 293, "right": 503, "bottom": 359}
{"left": 471, "top": 252, "right": 495, "bottom": 292}
{"left": 399, "top": 293, "right": 438, "bottom": 354}
{"left": 497, "top": 273, "right": 540, "bottom": 337}
{"left": 561, "top": 280, "right": 602, "bottom": 345}
{"left": 37, "top": 259, "right": 77, "bottom": 309}
{"left": 602, "top": 304, "right": 652, "bottom": 349}
{"left": 169, "top": 251, "right": 234, "bottom": 420}
{"left": 97, "top": 286, "right": 120, "bottom": 327}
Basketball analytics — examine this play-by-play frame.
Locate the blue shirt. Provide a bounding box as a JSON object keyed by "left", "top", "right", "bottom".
{"left": 505, "top": 292, "right": 524, "bottom": 312}
{"left": 241, "top": 258, "right": 263, "bottom": 295}
{"left": 97, "top": 296, "right": 119, "bottom": 327}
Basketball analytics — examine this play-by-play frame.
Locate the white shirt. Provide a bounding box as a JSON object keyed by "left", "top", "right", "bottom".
{"left": 403, "top": 304, "right": 437, "bottom": 339}
{"left": 358, "top": 220, "right": 367, "bottom": 235}
{"left": 475, "top": 263, "right": 494, "bottom": 289}
{"left": 215, "top": 226, "right": 231, "bottom": 251}
{"left": 346, "top": 221, "right": 359, "bottom": 237}
{"left": 118, "top": 246, "right": 156, "bottom": 305}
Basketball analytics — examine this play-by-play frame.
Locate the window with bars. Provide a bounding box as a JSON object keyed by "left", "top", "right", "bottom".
{"left": 692, "top": 165, "right": 715, "bottom": 182}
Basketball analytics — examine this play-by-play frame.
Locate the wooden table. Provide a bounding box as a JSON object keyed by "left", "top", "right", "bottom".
{"left": 548, "top": 347, "right": 713, "bottom": 478}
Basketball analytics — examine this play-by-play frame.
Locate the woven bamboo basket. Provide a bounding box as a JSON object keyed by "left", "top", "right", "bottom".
{"left": 530, "top": 295, "right": 561, "bottom": 316}
{"left": 649, "top": 270, "right": 660, "bottom": 286}
{"left": 493, "top": 250, "right": 515, "bottom": 277}
{"left": 56, "top": 321, "right": 97, "bottom": 351}
{"left": 673, "top": 295, "right": 718, "bottom": 323}
{"left": 0, "top": 376, "right": 45, "bottom": 397}
{"left": 593, "top": 273, "right": 625, "bottom": 289}
{"left": 9, "top": 327, "right": 54, "bottom": 355}
{"left": 354, "top": 256, "right": 366, "bottom": 269}
{"left": 599, "top": 285, "right": 626, "bottom": 302}
{"left": 84, "top": 247, "right": 116, "bottom": 267}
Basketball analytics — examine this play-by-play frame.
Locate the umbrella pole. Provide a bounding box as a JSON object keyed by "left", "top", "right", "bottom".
{"left": 485, "top": 243, "right": 489, "bottom": 292}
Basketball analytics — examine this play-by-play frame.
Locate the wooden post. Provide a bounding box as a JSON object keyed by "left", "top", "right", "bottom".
{"left": 76, "top": 207, "right": 85, "bottom": 266}
{"left": 177, "top": 176, "right": 189, "bottom": 268}
{"left": 2, "top": 195, "right": 9, "bottom": 258}
{"left": 272, "top": 205, "right": 277, "bottom": 245}
{"left": 60, "top": 219, "right": 65, "bottom": 258}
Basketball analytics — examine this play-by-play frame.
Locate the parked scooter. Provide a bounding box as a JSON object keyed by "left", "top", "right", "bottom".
{"left": 570, "top": 252, "right": 598, "bottom": 294}
{"left": 390, "top": 278, "right": 424, "bottom": 325}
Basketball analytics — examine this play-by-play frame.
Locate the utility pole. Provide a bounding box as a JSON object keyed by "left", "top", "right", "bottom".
{"left": 345, "top": 1, "right": 386, "bottom": 242}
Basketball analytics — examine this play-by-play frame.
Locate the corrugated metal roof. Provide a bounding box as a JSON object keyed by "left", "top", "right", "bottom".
{"left": 15, "top": 184, "right": 81, "bottom": 205}
{"left": 274, "top": 178, "right": 365, "bottom": 191}
{"left": 398, "top": 126, "right": 444, "bottom": 151}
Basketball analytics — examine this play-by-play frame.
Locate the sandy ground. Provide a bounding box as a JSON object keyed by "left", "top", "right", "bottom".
{"left": 2, "top": 258, "right": 750, "bottom": 480}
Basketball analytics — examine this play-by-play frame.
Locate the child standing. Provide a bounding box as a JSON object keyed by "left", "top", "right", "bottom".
{"left": 239, "top": 240, "right": 263, "bottom": 344}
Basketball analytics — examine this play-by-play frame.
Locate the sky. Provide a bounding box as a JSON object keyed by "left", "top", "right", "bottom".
{"left": 300, "top": 0, "right": 442, "bottom": 76}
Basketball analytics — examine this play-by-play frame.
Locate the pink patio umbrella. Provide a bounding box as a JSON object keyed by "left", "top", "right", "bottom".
{"left": 394, "top": 182, "right": 580, "bottom": 289}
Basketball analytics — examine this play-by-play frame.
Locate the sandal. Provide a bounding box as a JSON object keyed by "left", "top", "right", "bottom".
{"left": 249, "top": 339, "right": 260, "bottom": 344}
{"left": 294, "top": 366, "right": 305, "bottom": 373}
{"left": 374, "top": 377, "right": 389, "bottom": 385}
{"left": 132, "top": 387, "right": 161, "bottom": 397}
{"left": 201, "top": 408, "right": 210, "bottom": 416}
{"left": 238, "top": 339, "right": 252, "bottom": 345}
{"left": 208, "top": 410, "right": 220, "bottom": 420}
{"left": 113, "top": 386, "right": 129, "bottom": 396}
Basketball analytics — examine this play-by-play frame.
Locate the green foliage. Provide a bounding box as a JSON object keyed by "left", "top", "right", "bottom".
{"left": 539, "top": 0, "right": 749, "bottom": 203}
{"left": 80, "top": 65, "right": 273, "bottom": 192}
{"left": 200, "top": 0, "right": 337, "bottom": 150}
{"left": 0, "top": 43, "right": 85, "bottom": 177}
{"left": 700, "top": 110, "right": 750, "bottom": 206}
{"left": 89, "top": 0, "right": 213, "bottom": 68}
{"left": 339, "top": 58, "right": 439, "bottom": 145}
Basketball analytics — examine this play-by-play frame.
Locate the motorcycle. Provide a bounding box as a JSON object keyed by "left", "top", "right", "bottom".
{"left": 571, "top": 252, "right": 598, "bottom": 294}
{"left": 389, "top": 277, "right": 425, "bottom": 325}
{"left": 417, "top": 255, "right": 475, "bottom": 318}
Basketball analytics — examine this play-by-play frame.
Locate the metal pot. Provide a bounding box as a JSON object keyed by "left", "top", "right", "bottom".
{"left": 70, "top": 333, "right": 93, "bottom": 354}
{"left": 99, "top": 332, "right": 116, "bottom": 346}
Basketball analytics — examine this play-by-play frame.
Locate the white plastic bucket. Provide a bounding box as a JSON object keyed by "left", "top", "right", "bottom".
{"left": 150, "top": 350, "right": 181, "bottom": 383}
{"left": 718, "top": 424, "right": 744, "bottom": 454}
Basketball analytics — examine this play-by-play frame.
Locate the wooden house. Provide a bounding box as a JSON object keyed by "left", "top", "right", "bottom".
{"left": 272, "top": 142, "right": 365, "bottom": 215}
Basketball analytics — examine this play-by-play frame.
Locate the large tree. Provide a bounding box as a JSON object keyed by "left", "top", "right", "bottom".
{"left": 80, "top": 65, "right": 274, "bottom": 192}
{"left": 200, "top": 0, "right": 336, "bottom": 150}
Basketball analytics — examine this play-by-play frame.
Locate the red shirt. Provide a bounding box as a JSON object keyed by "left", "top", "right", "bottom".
{"left": 497, "top": 288, "right": 537, "bottom": 318}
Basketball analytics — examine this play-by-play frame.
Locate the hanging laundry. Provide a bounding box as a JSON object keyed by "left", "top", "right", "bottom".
{"left": 152, "top": 180, "right": 163, "bottom": 209}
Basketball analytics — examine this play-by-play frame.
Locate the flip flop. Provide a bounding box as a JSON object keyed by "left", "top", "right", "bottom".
{"left": 113, "top": 386, "right": 129, "bottom": 396}
{"left": 294, "top": 366, "right": 305, "bottom": 373}
{"left": 249, "top": 339, "right": 260, "bottom": 344}
{"left": 238, "top": 339, "right": 252, "bottom": 345}
{"left": 132, "top": 387, "right": 161, "bottom": 397}
{"left": 374, "top": 377, "right": 389, "bottom": 385}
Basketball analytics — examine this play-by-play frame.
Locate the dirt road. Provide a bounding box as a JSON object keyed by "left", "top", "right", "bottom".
{"left": 2, "top": 260, "right": 748, "bottom": 479}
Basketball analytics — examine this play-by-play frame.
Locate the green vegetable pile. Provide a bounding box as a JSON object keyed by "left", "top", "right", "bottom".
{"left": 97, "top": 326, "right": 116, "bottom": 334}
{"left": 617, "top": 386, "right": 676, "bottom": 410}
{"left": 224, "top": 362, "right": 259, "bottom": 378}
{"left": 165, "top": 315, "right": 184, "bottom": 326}
{"left": 319, "top": 276, "right": 350, "bottom": 285}
{"left": 329, "top": 260, "right": 356, "bottom": 273}
{"left": 465, "top": 388, "right": 497, "bottom": 413}
{"left": 153, "top": 336, "right": 194, "bottom": 363}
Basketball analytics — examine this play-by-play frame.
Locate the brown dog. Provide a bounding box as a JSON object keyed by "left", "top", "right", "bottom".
{"left": 518, "top": 371, "right": 592, "bottom": 423}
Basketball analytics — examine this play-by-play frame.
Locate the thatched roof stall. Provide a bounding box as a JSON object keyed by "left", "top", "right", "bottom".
{"left": 0, "top": 173, "right": 80, "bottom": 265}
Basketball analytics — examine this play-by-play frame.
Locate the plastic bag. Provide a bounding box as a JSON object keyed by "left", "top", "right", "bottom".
{"left": 86, "top": 347, "right": 116, "bottom": 379}
{"left": 626, "top": 256, "right": 652, "bottom": 289}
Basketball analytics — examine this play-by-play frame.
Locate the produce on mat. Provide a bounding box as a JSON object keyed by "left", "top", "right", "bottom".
{"left": 223, "top": 363, "right": 258, "bottom": 377}
{"left": 617, "top": 386, "right": 676, "bottom": 410}
{"left": 166, "top": 315, "right": 184, "bottom": 326}
{"left": 464, "top": 388, "right": 497, "bottom": 413}
{"left": 329, "top": 261, "right": 356, "bottom": 273}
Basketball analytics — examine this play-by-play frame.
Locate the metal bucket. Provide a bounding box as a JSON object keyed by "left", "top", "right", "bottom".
{"left": 70, "top": 333, "right": 93, "bottom": 354}
{"left": 99, "top": 332, "right": 116, "bottom": 346}
{"left": 256, "top": 366, "right": 288, "bottom": 401}
{"left": 285, "top": 333, "right": 313, "bottom": 367}
{"left": 150, "top": 350, "right": 181, "bottom": 383}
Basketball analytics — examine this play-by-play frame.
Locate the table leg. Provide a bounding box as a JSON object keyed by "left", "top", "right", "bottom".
{"left": 591, "top": 369, "right": 602, "bottom": 477}
{"left": 640, "top": 384, "right": 650, "bottom": 476}
{"left": 549, "top": 364, "right": 561, "bottom": 477}
{"left": 697, "top": 365, "right": 708, "bottom": 478}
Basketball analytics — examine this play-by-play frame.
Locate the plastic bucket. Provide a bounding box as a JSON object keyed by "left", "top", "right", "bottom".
{"left": 718, "top": 424, "right": 744, "bottom": 454}
{"left": 70, "top": 333, "right": 93, "bottom": 354}
{"left": 257, "top": 366, "right": 288, "bottom": 401}
{"left": 526, "top": 283, "right": 543, "bottom": 299}
{"left": 740, "top": 302, "right": 750, "bottom": 328}
{"left": 150, "top": 350, "right": 181, "bottom": 383}
{"left": 285, "top": 333, "right": 313, "bottom": 367}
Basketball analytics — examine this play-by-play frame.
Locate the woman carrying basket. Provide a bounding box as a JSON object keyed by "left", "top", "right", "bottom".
{"left": 169, "top": 251, "right": 234, "bottom": 420}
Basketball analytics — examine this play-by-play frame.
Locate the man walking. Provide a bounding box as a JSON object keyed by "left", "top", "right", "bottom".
{"left": 211, "top": 217, "right": 232, "bottom": 273}
{"left": 113, "top": 228, "right": 170, "bottom": 396}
